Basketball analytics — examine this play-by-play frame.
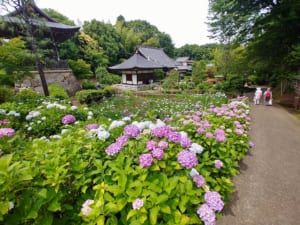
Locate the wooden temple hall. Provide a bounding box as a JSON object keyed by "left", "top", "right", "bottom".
{"left": 109, "top": 46, "right": 176, "bottom": 89}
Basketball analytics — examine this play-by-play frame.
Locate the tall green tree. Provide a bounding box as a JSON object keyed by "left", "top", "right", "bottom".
{"left": 83, "top": 19, "right": 121, "bottom": 65}
{"left": 0, "top": 37, "right": 34, "bottom": 85}
{"left": 208, "top": 0, "right": 300, "bottom": 86}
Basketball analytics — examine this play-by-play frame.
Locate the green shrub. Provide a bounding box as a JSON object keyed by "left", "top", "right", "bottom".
{"left": 75, "top": 89, "right": 104, "bottom": 104}
{"left": 0, "top": 85, "right": 13, "bottom": 103}
{"left": 103, "top": 86, "right": 115, "bottom": 97}
{"left": 68, "top": 59, "right": 93, "bottom": 79}
{"left": 11, "top": 88, "right": 43, "bottom": 103}
{"left": 96, "top": 67, "right": 121, "bottom": 85}
{"left": 81, "top": 79, "right": 96, "bottom": 90}
{"left": 48, "top": 83, "right": 69, "bottom": 100}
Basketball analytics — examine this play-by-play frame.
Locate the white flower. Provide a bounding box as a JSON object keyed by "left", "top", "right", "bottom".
{"left": 88, "top": 111, "right": 93, "bottom": 116}
{"left": 109, "top": 120, "right": 125, "bottom": 130}
{"left": 9, "top": 202, "right": 14, "bottom": 210}
{"left": 189, "top": 143, "right": 204, "bottom": 154}
{"left": 61, "top": 129, "right": 69, "bottom": 134}
{"left": 122, "top": 116, "right": 131, "bottom": 121}
{"left": 179, "top": 131, "right": 188, "bottom": 138}
{"left": 27, "top": 127, "right": 32, "bottom": 131}
{"left": 59, "top": 105, "right": 67, "bottom": 110}
{"left": 97, "top": 129, "right": 110, "bottom": 140}
{"left": 41, "top": 116, "right": 46, "bottom": 120}
{"left": 50, "top": 135, "right": 62, "bottom": 139}
{"left": 87, "top": 115, "right": 93, "bottom": 120}
{"left": 70, "top": 106, "right": 78, "bottom": 110}
{"left": 84, "top": 107, "right": 88, "bottom": 110}
{"left": 26, "top": 115, "right": 33, "bottom": 120}
{"left": 0, "top": 109, "right": 6, "bottom": 114}
{"left": 190, "top": 168, "right": 199, "bottom": 177}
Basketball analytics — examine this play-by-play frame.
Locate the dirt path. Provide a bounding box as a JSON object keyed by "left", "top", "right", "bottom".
{"left": 218, "top": 103, "right": 300, "bottom": 225}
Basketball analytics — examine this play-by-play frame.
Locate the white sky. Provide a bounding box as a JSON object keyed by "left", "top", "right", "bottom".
{"left": 34, "top": 0, "right": 215, "bottom": 47}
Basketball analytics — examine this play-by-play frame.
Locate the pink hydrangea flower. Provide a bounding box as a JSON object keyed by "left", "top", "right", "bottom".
{"left": 193, "top": 174, "right": 206, "bottom": 187}
{"left": 132, "top": 198, "right": 143, "bottom": 210}
{"left": 62, "top": 114, "right": 76, "bottom": 124}
{"left": 0, "top": 128, "right": 15, "bottom": 138}
{"left": 86, "top": 123, "right": 99, "bottom": 130}
{"left": 197, "top": 203, "right": 216, "bottom": 225}
{"left": 139, "top": 153, "right": 153, "bottom": 168}
{"left": 146, "top": 140, "right": 157, "bottom": 151}
{"left": 177, "top": 150, "right": 198, "bottom": 169}
{"left": 214, "top": 159, "right": 223, "bottom": 169}
{"left": 152, "top": 148, "right": 164, "bottom": 160}
{"left": 123, "top": 124, "right": 141, "bottom": 138}
{"left": 204, "top": 191, "right": 224, "bottom": 212}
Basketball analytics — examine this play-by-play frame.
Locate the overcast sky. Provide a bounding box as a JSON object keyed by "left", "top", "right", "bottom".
{"left": 34, "top": 0, "right": 215, "bottom": 47}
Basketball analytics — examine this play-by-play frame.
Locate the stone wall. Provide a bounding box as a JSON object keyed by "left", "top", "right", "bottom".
{"left": 15, "top": 70, "right": 81, "bottom": 96}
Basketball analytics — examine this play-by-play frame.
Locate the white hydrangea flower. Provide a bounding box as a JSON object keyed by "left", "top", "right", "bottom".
{"left": 122, "top": 116, "right": 131, "bottom": 121}
{"left": 189, "top": 143, "right": 204, "bottom": 154}
{"left": 190, "top": 168, "right": 199, "bottom": 177}
{"left": 50, "top": 135, "right": 62, "bottom": 139}
{"left": 70, "top": 106, "right": 78, "bottom": 110}
{"left": 97, "top": 129, "right": 110, "bottom": 140}
{"left": 109, "top": 120, "right": 125, "bottom": 130}
{"left": 0, "top": 109, "right": 6, "bottom": 114}
{"left": 88, "top": 111, "right": 93, "bottom": 116}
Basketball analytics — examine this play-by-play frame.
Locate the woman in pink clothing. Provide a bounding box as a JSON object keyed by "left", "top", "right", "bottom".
{"left": 254, "top": 87, "right": 263, "bottom": 105}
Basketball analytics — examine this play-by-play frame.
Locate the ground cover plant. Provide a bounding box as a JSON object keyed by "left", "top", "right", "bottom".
{"left": 0, "top": 90, "right": 253, "bottom": 225}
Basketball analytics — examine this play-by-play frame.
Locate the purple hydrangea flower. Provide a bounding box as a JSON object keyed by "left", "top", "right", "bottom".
{"left": 139, "top": 153, "right": 153, "bottom": 168}
{"left": 158, "top": 141, "right": 168, "bottom": 150}
{"left": 86, "top": 123, "right": 99, "bottom": 130}
{"left": 180, "top": 137, "right": 192, "bottom": 148}
{"left": 151, "top": 126, "right": 171, "bottom": 138}
{"left": 168, "top": 131, "right": 181, "bottom": 143}
{"left": 206, "top": 132, "right": 214, "bottom": 138}
{"left": 177, "top": 150, "right": 198, "bottom": 169}
{"left": 249, "top": 141, "right": 254, "bottom": 148}
{"left": 193, "top": 174, "right": 206, "bottom": 187}
{"left": 62, "top": 114, "right": 76, "bottom": 124}
{"left": 214, "top": 159, "right": 223, "bottom": 169}
{"left": 132, "top": 198, "right": 144, "bottom": 210}
{"left": 105, "top": 143, "right": 122, "bottom": 156}
{"left": 146, "top": 140, "right": 157, "bottom": 151}
{"left": 152, "top": 148, "right": 164, "bottom": 160}
{"left": 0, "top": 128, "right": 15, "bottom": 138}
{"left": 197, "top": 127, "right": 205, "bottom": 134}
{"left": 204, "top": 191, "right": 224, "bottom": 212}
{"left": 124, "top": 124, "right": 141, "bottom": 138}
{"left": 214, "top": 129, "right": 226, "bottom": 142}
{"left": 197, "top": 203, "right": 216, "bottom": 225}
{"left": 116, "top": 135, "right": 128, "bottom": 146}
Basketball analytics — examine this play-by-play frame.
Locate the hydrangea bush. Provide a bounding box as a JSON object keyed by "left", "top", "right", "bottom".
{"left": 0, "top": 93, "right": 252, "bottom": 225}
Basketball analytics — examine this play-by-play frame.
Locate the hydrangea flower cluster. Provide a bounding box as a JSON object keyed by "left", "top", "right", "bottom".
{"left": 177, "top": 150, "right": 198, "bottom": 169}
{"left": 25, "top": 111, "right": 41, "bottom": 120}
{"left": 197, "top": 191, "right": 224, "bottom": 225}
{"left": 214, "top": 129, "right": 226, "bottom": 142}
{"left": 123, "top": 124, "right": 141, "bottom": 138}
{"left": 139, "top": 153, "right": 153, "bottom": 168}
{"left": 61, "top": 114, "right": 76, "bottom": 124}
{"left": 0, "top": 128, "right": 15, "bottom": 138}
{"left": 0, "top": 118, "right": 9, "bottom": 125}
{"left": 197, "top": 203, "right": 216, "bottom": 225}
{"left": 214, "top": 159, "right": 223, "bottom": 169}
{"left": 86, "top": 123, "right": 99, "bottom": 131}
{"left": 132, "top": 198, "right": 144, "bottom": 210}
{"left": 204, "top": 191, "right": 224, "bottom": 212}
{"left": 81, "top": 199, "right": 94, "bottom": 216}
{"left": 193, "top": 174, "right": 206, "bottom": 188}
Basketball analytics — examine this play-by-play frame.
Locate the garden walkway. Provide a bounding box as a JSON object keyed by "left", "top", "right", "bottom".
{"left": 218, "top": 102, "right": 300, "bottom": 225}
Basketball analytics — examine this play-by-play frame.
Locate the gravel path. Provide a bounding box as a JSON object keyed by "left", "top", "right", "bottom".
{"left": 218, "top": 103, "right": 300, "bottom": 225}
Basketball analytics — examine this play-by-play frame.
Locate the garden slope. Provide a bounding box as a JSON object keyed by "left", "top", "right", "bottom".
{"left": 218, "top": 103, "right": 300, "bottom": 225}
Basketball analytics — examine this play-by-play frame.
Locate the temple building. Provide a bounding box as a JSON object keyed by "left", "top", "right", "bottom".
{"left": 109, "top": 46, "right": 176, "bottom": 89}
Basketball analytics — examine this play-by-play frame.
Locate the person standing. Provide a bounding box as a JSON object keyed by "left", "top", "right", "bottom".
{"left": 254, "top": 87, "right": 263, "bottom": 105}
{"left": 264, "top": 88, "right": 272, "bottom": 105}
